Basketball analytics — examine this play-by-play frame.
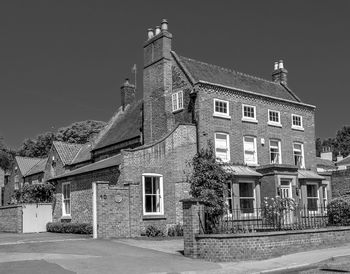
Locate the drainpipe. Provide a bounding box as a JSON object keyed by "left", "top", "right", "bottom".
{"left": 92, "top": 182, "right": 97, "bottom": 239}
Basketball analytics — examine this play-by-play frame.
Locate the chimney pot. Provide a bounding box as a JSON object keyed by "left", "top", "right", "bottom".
{"left": 278, "top": 60, "right": 284, "bottom": 69}
{"left": 161, "top": 19, "right": 168, "bottom": 31}
{"left": 274, "top": 61, "right": 278, "bottom": 71}
{"left": 155, "top": 26, "right": 161, "bottom": 35}
{"left": 147, "top": 28, "right": 154, "bottom": 39}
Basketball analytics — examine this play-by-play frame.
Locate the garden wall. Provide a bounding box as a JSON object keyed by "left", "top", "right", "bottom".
{"left": 182, "top": 199, "right": 350, "bottom": 262}
{"left": 0, "top": 205, "right": 23, "bottom": 233}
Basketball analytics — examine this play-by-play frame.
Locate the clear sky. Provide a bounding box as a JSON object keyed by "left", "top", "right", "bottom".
{"left": 0, "top": 0, "right": 349, "bottom": 149}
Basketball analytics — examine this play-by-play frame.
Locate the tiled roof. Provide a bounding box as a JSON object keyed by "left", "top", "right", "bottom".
{"left": 93, "top": 100, "right": 142, "bottom": 151}
{"left": 316, "top": 157, "right": 336, "bottom": 168}
{"left": 298, "top": 170, "right": 324, "bottom": 180}
{"left": 16, "top": 156, "right": 43, "bottom": 176}
{"left": 53, "top": 141, "right": 83, "bottom": 166}
{"left": 25, "top": 158, "right": 48, "bottom": 176}
{"left": 337, "top": 155, "right": 350, "bottom": 166}
{"left": 174, "top": 52, "right": 301, "bottom": 102}
{"left": 223, "top": 165, "right": 262, "bottom": 177}
{"left": 49, "top": 154, "right": 122, "bottom": 181}
{"left": 70, "top": 143, "right": 92, "bottom": 165}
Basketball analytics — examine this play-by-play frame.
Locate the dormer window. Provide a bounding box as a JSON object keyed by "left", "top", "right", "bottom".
{"left": 242, "top": 104, "right": 257, "bottom": 123}
{"left": 213, "top": 99, "right": 230, "bottom": 119}
{"left": 172, "top": 90, "right": 183, "bottom": 112}
{"left": 292, "top": 114, "right": 304, "bottom": 130}
{"left": 268, "top": 110, "right": 282, "bottom": 127}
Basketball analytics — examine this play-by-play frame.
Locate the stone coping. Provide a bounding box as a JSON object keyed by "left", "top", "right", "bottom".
{"left": 196, "top": 226, "right": 350, "bottom": 239}
{"left": 0, "top": 205, "right": 22, "bottom": 209}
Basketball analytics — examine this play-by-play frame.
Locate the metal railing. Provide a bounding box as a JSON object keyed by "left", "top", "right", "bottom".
{"left": 199, "top": 206, "right": 333, "bottom": 234}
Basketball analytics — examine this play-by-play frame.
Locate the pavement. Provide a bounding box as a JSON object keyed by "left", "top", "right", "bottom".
{"left": 0, "top": 232, "right": 349, "bottom": 273}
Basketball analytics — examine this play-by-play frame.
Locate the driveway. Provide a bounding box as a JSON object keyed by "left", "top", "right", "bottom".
{"left": 0, "top": 233, "right": 219, "bottom": 274}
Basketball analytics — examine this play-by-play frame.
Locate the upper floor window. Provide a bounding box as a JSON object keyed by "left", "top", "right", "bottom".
{"left": 215, "top": 133, "right": 230, "bottom": 162}
{"left": 213, "top": 99, "right": 230, "bottom": 118}
{"left": 62, "top": 182, "right": 71, "bottom": 216}
{"left": 172, "top": 90, "right": 183, "bottom": 112}
{"left": 142, "top": 174, "right": 164, "bottom": 215}
{"left": 243, "top": 136, "right": 257, "bottom": 165}
{"left": 242, "top": 104, "right": 257, "bottom": 123}
{"left": 270, "top": 139, "right": 281, "bottom": 164}
{"left": 293, "top": 142, "right": 305, "bottom": 168}
{"left": 14, "top": 175, "right": 19, "bottom": 190}
{"left": 292, "top": 114, "right": 303, "bottom": 130}
{"left": 268, "top": 110, "right": 281, "bottom": 127}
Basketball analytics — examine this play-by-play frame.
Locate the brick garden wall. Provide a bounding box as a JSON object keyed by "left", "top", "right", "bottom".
{"left": 0, "top": 205, "right": 22, "bottom": 233}
{"left": 196, "top": 228, "right": 350, "bottom": 262}
{"left": 331, "top": 169, "right": 350, "bottom": 198}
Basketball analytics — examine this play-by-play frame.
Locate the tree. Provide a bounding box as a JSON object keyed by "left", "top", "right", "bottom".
{"left": 186, "top": 142, "right": 229, "bottom": 218}
{"left": 55, "top": 120, "right": 106, "bottom": 144}
{"left": 315, "top": 138, "right": 322, "bottom": 157}
{"left": 0, "top": 137, "right": 14, "bottom": 170}
{"left": 16, "top": 120, "right": 106, "bottom": 158}
{"left": 334, "top": 126, "right": 350, "bottom": 158}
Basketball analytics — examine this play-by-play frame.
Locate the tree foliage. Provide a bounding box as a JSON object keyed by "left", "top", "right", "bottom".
{"left": 12, "top": 183, "right": 55, "bottom": 204}
{"left": 0, "top": 137, "right": 14, "bottom": 170}
{"left": 317, "top": 126, "right": 350, "bottom": 159}
{"left": 17, "top": 120, "right": 106, "bottom": 158}
{"left": 186, "top": 142, "right": 229, "bottom": 217}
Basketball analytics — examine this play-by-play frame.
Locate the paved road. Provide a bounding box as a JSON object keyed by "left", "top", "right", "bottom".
{"left": 0, "top": 233, "right": 219, "bottom": 274}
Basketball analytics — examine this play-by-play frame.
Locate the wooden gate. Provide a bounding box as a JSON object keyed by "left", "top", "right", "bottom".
{"left": 22, "top": 203, "right": 52, "bottom": 233}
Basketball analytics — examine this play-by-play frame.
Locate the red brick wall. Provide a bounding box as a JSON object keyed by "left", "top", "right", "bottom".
{"left": 195, "top": 85, "right": 317, "bottom": 170}
{"left": 44, "top": 146, "right": 67, "bottom": 182}
{"left": 4, "top": 161, "right": 24, "bottom": 205}
{"left": 0, "top": 205, "right": 22, "bottom": 233}
{"left": 53, "top": 167, "right": 120, "bottom": 224}
{"left": 196, "top": 228, "right": 350, "bottom": 262}
{"left": 331, "top": 169, "right": 350, "bottom": 198}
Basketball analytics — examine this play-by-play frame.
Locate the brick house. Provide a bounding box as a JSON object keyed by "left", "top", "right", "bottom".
{"left": 49, "top": 20, "right": 323, "bottom": 237}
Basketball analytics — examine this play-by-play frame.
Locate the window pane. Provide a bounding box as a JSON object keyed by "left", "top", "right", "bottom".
{"left": 145, "top": 177, "right": 153, "bottom": 194}
{"left": 307, "top": 199, "right": 318, "bottom": 211}
{"left": 240, "top": 199, "right": 254, "bottom": 214}
{"left": 307, "top": 185, "right": 318, "bottom": 197}
{"left": 178, "top": 91, "right": 183, "bottom": 109}
{"left": 172, "top": 94, "right": 177, "bottom": 111}
{"left": 145, "top": 196, "right": 153, "bottom": 212}
{"left": 239, "top": 183, "right": 253, "bottom": 197}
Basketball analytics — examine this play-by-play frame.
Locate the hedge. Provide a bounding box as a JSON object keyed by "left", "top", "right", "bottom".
{"left": 46, "top": 222, "right": 92, "bottom": 234}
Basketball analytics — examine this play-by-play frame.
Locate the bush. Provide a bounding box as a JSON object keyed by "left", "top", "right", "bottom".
{"left": 327, "top": 197, "right": 350, "bottom": 226}
{"left": 145, "top": 224, "right": 165, "bottom": 237}
{"left": 46, "top": 222, "right": 92, "bottom": 234}
{"left": 13, "top": 183, "right": 55, "bottom": 204}
{"left": 167, "top": 223, "right": 183, "bottom": 237}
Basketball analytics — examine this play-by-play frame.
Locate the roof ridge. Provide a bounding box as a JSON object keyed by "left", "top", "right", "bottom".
{"left": 178, "top": 54, "right": 280, "bottom": 86}
{"left": 16, "top": 155, "right": 43, "bottom": 160}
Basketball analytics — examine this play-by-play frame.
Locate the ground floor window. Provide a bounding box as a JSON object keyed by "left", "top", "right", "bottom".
{"left": 322, "top": 185, "right": 328, "bottom": 208}
{"left": 239, "top": 182, "right": 255, "bottom": 214}
{"left": 306, "top": 183, "right": 319, "bottom": 211}
{"left": 142, "top": 174, "right": 164, "bottom": 215}
{"left": 62, "top": 182, "right": 71, "bottom": 216}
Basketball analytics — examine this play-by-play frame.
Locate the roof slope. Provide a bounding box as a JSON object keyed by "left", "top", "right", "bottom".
{"left": 298, "top": 170, "right": 324, "bottom": 180}
{"left": 70, "top": 143, "right": 92, "bottom": 165}
{"left": 316, "top": 157, "right": 336, "bottom": 168}
{"left": 25, "top": 158, "right": 48, "bottom": 176}
{"left": 175, "top": 53, "right": 300, "bottom": 102}
{"left": 16, "top": 156, "right": 43, "bottom": 176}
{"left": 337, "top": 155, "right": 350, "bottom": 166}
{"left": 50, "top": 154, "right": 121, "bottom": 180}
{"left": 93, "top": 100, "right": 142, "bottom": 151}
{"left": 53, "top": 141, "right": 83, "bottom": 165}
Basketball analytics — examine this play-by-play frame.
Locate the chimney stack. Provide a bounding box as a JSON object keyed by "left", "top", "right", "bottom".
{"left": 272, "top": 59, "right": 288, "bottom": 85}
{"left": 337, "top": 152, "right": 343, "bottom": 162}
{"left": 121, "top": 78, "right": 136, "bottom": 110}
{"left": 320, "top": 146, "right": 333, "bottom": 161}
{"left": 147, "top": 28, "right": 154, "bottom": 39}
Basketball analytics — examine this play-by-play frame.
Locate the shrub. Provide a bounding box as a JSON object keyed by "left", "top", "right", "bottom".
{"left": 167, "top": 223, "right": 183, "bottom": 237}
{"left": 12, "top": 183, "right": 55, "bottom": 204}
{"left": 145, "top": 224, "right": 165, "bottom": 237}
{"left": 327, "top": 198, "right": 350, "bottom": 226}
{"left": 46, "top": 222, "right": 92, "bottom": 234}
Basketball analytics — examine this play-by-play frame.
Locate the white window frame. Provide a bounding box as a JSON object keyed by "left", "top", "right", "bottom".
{"left": 306, "top": 182, "right": 319, "bottom": 213}
{"left": 172, "top": 90, "right": 184, "bottom": 112}
{"left": 269, "top": 139, "right": 282, "bottom": 164}
{"left": 243, "top": 136, "right": 258, "bottom": 165}
{"left": 322, "top": 184, "right": 328, "bottom": 209}
{"left": 142, "top": 173, "right": 164, "bottom": 216}
{"left": 215, "top": 132, "right": 230, "bottom": 163}
{"left": 62, "top": 182, "right": 71, "bottom": 216}
{"left": 291, "top": 114, "right": 304, "bottom": 131}
{"left": 293, "top": 142, "right": 305, "bottom": 168}
{"left": 238, "top": 180, "right": 256, "bottom": 217}
{"left": 268, "top": 109, "right": 282, "bottom": 127}
{"left": 14, "top": 175, "right": 19, "bottom": 190}
{"left": 213, "top": 99, "right": 231, "bottom": 119}
{"left": 242, "top": 104, "right": 258, "bottom": 123}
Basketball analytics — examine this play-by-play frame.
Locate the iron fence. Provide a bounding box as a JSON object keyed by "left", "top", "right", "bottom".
{"left": 199, "top": 206, "right": 335, "bottom": 234}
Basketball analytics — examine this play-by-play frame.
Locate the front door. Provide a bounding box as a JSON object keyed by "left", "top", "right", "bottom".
{"left": 280, "top": 179, "right": 293, "bottom": 224}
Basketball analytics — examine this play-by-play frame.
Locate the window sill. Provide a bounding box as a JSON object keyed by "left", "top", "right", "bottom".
{"left": 242, "top": 118, "right": 258, "bottom": 124}
{"left": 61, "top": 215, "right": 71, "bottom": 220}
{"left": 292, "top": 126, "right": 304, "bottom": 131}
{"left": 245, "top": 163, "right": 259, "bottom": 167}
{"left": 172, "top": 108, "right": 184, "bottom": 114}
{"left": 142, "top": 215, "right": 166, "bottom": 220}
{"left": 213, "top": 113, "right": 231, "bottom": 120}
{"left": 268, "top": 122, "right": 282, "bottom": 128}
